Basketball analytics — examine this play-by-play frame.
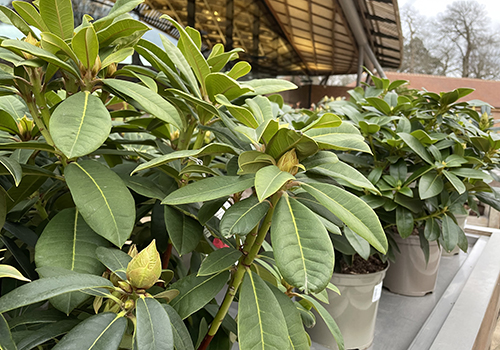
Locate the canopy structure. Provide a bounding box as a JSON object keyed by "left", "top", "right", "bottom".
{"left": 106, "top": 0, "right": 403, "bottom": 76}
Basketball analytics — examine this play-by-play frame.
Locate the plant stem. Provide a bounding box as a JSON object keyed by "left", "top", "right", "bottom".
{"left": 177, "top": 119, "right": 196, "bottom": 151}
{"left": 197, "top": 193, "right": 282, "bottom": 350}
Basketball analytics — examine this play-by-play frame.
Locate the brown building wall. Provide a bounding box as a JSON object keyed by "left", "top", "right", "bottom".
{"left": 280, "top": 85, "right": 352, "bottom": 108}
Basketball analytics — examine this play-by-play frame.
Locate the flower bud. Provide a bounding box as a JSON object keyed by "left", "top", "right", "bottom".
{"left": 118, "top": 280, "right": 133, "bottom": 293}
{"left": 277, "top": 149, "right": 300, "bottom": 175}
{"left": 123, "top": 299, "right": 135, "bottom": 310}
{"left": 128, "top": 244, "right": 138, "bottom": 258}
{"left": 110, "top": 272, "right": 121, "bottom": 286}
{"left": 126, "top": 240, "right": 162, "bottom": 289}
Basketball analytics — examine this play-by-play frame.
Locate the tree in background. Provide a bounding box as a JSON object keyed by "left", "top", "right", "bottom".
{"left": 399, "top": 0, "right": 500, "bottom": 80}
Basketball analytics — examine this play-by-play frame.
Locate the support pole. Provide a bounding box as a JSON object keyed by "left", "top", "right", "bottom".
{"left": 356, "top": 45, "right": 364, "bottom": 86}
{"left": 187, "top": 0, "right": 195, "bottom": 28}
{"left": 252, "top": 8, "right": 260, "bottom": 76}
{"left": 225, "top": 0, "right": 234, "bottom": 51}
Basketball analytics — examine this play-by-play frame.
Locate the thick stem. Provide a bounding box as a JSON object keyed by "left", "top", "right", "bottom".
{"left": 198, "top": 193, "right": 282, "bottom": 350}
{"left": 177, "top": 119, "right": 196, "bottom": 151}
{"left": 26, "top": 99, "right": 54, "bottom": 147}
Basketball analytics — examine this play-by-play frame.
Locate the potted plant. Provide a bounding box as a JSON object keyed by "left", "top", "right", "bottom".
{"left": 0, "top": 1, "right": 389, "bottom": 348}
{"left": 320, "top": 75, "right": 499, "bottom": 296}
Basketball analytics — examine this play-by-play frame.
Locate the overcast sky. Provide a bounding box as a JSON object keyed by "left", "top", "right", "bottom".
{"left": 398, "top": 0, "right": 500, "bottom": 24}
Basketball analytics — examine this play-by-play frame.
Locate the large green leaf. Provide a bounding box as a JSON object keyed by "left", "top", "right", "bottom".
{"left": 93, "top": 0, "right": 143, "bottom": 30}
{"left": 39, "top": 0, "right": 74, "bottom": 39}
{"left": 0, "top": 264, "right": 30, "bottom": 281}
{"left": 35, "top": 208, "right": 109, "bottom": 274}
{"left": 162, "top": 175, "right": 254, "bottom": 205}
{"left": 397, "top": 132, "right": 433, "bottom": 165}
{"left": 16, "top": 319, "right": 79, "bottom": 350}
{"left": 242, "top": 79, "right": 297, "bottom": 95}
{"left": 271, "top": 194, "right": 333, "bottom": 293}
{"left": 72, "top": 26, "right": 98, "bottom": 69}
{"left": 206, "top": 74, "right": 253, "bottom": 102}
{"left": 442, "top": 214, "right": 460, "bottom": 252}
{"left": 268, "top": 284, "right": 309, "bottom": 350}
{"left": 102, "top": 79, "right": 182, "bottom": 130}
{"left": 132, "top": 143, "right": 239, "bottom": 174}
{"left": 301, "top": 182, "right": 387, "bottom": 253}
{"left": 255, "top": 165, "right": 295, "bottom": 202}
{"left": 169, "top": 271, "right": 229, "bottom": 319}
{"left": 238, "top": 270, "right": 289, "bottom": 350}
{"left": 344, "top": 226, "right": 370, "bottom": 260}
{"left": 97, "top": 18, "right": 149, "bottom": 47}
{"left": 0, "top": 314, "right": 16, "bottom": 350}
{"left": 418, "top": 171, "right": 443, "bottom": 200}
{"left": 396, "top": 206, "right": 414, "bottom": 238}
{"left": 164, "top": 205, "right": 203, "bottom": 256}
{"left": 52, "top": 313, "right": 126, "bottom": 350}
{"left": 305, "top": 124, "right": 370, "bottom": 153}
{"left": 163, "top": 305, "right": 195, "bottom": 350}
{"left": 160, "top": 15, "right": 210, "bottom": 92}
{"left": 443, "top": 169, "right": 466, "bottom": 194}
{"left": 12, "top": 1, "right": 48, "bottom": 32}
{"left": 220, "top": 196, "right": 269, "bottom": 238}
{"left": 449, "top": 168, "right": 492, "bottom": 180}
{"left": 216, "top": 95, "right": 258, "bottom": 128}
{"left": 311, "top": 161, "right": 378, "bottom": 192}
{"left": 136, "top": 297, "right": 174, "bottom": 350}
{"left": 0, "top": 5, "right": 37, "bottom": 37}
{"left": 266, "top": 128, "right": 319, "bottom": 160}
{"left": 40, "top": 32, "right": 78, "bottom": 63}
{"left": 0, "top": 40, "right": 80, "bottom": 77}
{"left": 300, "top": 294, "right": 344, "bottom": 350}
{"left": 50, "top": 91, "right": 111, "bottom": 159}
{"left": 198, "top": 248, "right": 242, "bottom": 276}
{"left": 65, "top": 160, "right": 135, "bottom": 247}
{"left": 95, "top": 247, "right": 131, "bottom": 281}
{"left": 0, "top": 274, "right": 113, "bottom": 313}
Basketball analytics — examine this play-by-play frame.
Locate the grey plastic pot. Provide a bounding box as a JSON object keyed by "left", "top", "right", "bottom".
{"left": 383, "top": 234, "right": 441, "bottom": 296}
{"left": 307, "top": 266, "right": 388, "bottom": 350}
{"left": 442, "top": 213, "right": 468, "bottom": 256}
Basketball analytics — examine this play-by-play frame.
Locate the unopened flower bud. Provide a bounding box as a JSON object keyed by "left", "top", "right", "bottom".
{"left": 126, "top": 240, "right": 162, "bottom": 289}
{"left": 123, "top": 299, "right": 135, "bottom": 310}
{"left": 128, "top": 244, "right": 138, "bottom": 258}
{"left": 110, "top": 273, "right": 121, "bottom": 286}
{"left": 277, "top": 149, "right": 301, "bottom": 175}
{"left": 118, "top": 280, "right": 133, "bottom": 293}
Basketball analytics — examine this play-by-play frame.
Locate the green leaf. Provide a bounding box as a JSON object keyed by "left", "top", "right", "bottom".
{"left": 12, "top": 1, "right": 48, "bottom": 32}
{"left": 50, "top": 91, "right": 111, "bottom": 159}
{"left": 161, "top": 15, "right": 210, "bottom": 92}
{"left": 255, "top": 165, "right": 295, "bottom": 202}
{"left": 101, "top": 47, "right": 134, "bottom": 68}
{"left": 95, "top": 247, "right": 131, "bottom": 281}
{"left": 449, "top": 168, "right": 492, "bottom": 180}
{"left": 442, "top": 214, "right": 459, "bottom": 252}
{"left": 424, "top": 218, "right": 439, "bottom": 241}
{"left": 0, "top": 155, "right": 22, "bottom": 186}
{"left": 238, "top": 270, "right": 289, "bottom": 350}
{"left": 242, "top": 78, "right": 297, "bottom": 95}
{"left": 166, "top": 88, "right": 217, "bottom": 116}
{"left": 227, "top": 61, "right": 251, "bottom": 80}
{"left": 93, "top": 0, "right": 143, "bottom": 30}
{"left": 16, "top": 319, "right": 79, "bottom": 350}
{"left": 344, "top": 226, "right": 370, "bottom": 259}
{"left": 164, "top": 205, "right": 203, "bottom": 256}
{"left": 396, "top": 206, "right": 414, "bottom": 238}
{"left": 52, "top": 313, "right": 126, "bottom": 350}
{"left": 301, "top": 151, "right": 339, "bottom": 170}
{"left": 266, "top": 128, "right": 319, "bottom": 160}
{"left": 65, "top": 160, "right": 135, "bottom": 247}
{"left": 162, "top": 175, "right": 254, "bottom": 205}
{"left": 216, "top": 95, "right": 258, "bottom": 128}
{"left": 97, "top": 18, "right": 149, "bottom": 47}
{"left": 220, "top": 196, "right": 270, "bottom": 238}
{"left": 198, "top": 248, "right": 242, "bottom": 276}
{"left": 397, "top": 132, "right": 433, "bottom": 164}
{"left": 0, "top": 274, "right": 113, "bottom": 313}
{"left": 0, "top": 314, "right": 16, "bottom": 350}
{"left": 72, "top": 26, "right": 98, "bottom": 69}
{"left": 1, "top": 40, "right": 80, "bottom": 77}
{"left": 132, "top": 143, "right": 239, "bottom": 174}
{"left": 302, "top": 113, "right": 342, "bottom": 131}
{"left": 305, "top": 124, "right": 370, "bottom": 153}
{"left": 271, "top": 194, "right": 334, "bottom": 293}
{"left": 268, "top": 285, "right": 309, "bottom": 350}
{"left": 39, "top": 0, "right": 74, "bottom": 39}
{"left": 136, "top": 297, "right": 174, "bottom": 350}
{"left": 206, "top": 74, "right": 253, "bottom": 102}
{"left": 163, "top": 305, "right": 195, "bottom": 350}
{"left": 40, "top": 32, "right": 78, "bottom": 63}
{"left": 0, "top": 5, "right": 37, "bottom": 37}
{"left": 0, "top": 264, "right": 30, "bottom": 282}
{"left": 300, "top": 294, "right": 344, "bottom": 350}
{"left": 312, "top": 161, "right": 378, "bottom": 192}
{"left": 301, "top": 182, "right": 387, "bottom": 253}
{"left": 0, "top": 141, "right": 55, "bottom": 153}
{"left": 102, "top": 79, "right": 182, "bottom": 130}
{"left": 169, "top": 271, "right": 229, "bottom": 319}
{"left": 418, "top": 171, "right": 444, "bottom": 200}
{"left": 443, "top": 170, "right": 466, "bottom": 194}
{"left": 35, "top": 208, "right": 109, "bottom": 275}
{"left": 366, "top": 97, "right": 391, "bottom": 115}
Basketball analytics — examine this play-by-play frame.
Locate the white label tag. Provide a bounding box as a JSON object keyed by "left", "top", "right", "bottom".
{"left": 372, "top": 282, "right": 383, "bottom": 302}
